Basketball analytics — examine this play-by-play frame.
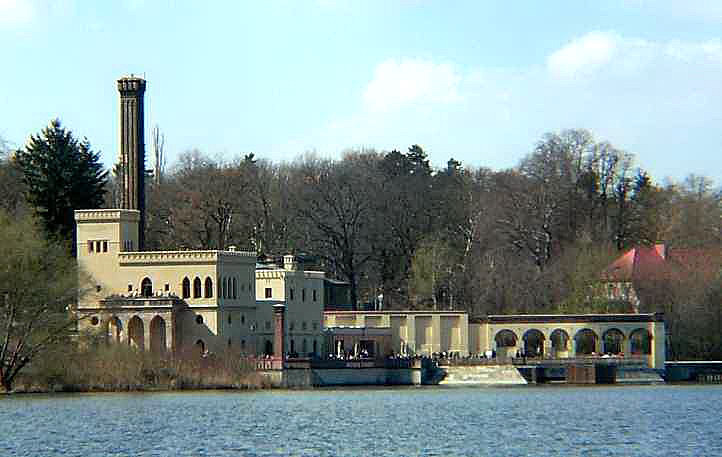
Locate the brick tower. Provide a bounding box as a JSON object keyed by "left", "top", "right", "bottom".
{"left": 117, "top": 76, "right": 146, "bottom": 249}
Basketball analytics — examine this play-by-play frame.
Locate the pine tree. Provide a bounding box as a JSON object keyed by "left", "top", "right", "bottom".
{"left": 15, "top": 119, "right": 107, "bottom": 252}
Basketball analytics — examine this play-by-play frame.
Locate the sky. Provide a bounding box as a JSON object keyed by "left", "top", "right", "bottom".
{"left": 1, "top": 0, "right": 721, "bottom": 185}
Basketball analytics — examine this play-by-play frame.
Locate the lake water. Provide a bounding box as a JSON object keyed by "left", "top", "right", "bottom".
{"left": 1, "top": 385, "right": 721, "bottom": 456}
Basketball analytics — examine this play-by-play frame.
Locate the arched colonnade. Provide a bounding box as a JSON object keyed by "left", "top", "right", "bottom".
{"left": 492, "top": 325, "right": 654, "bottom": 360}
{"left": 102, "top": 313, "right": 173, "bottom": 354}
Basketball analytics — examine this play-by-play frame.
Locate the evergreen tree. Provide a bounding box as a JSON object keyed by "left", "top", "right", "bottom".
{"left": 15, "top": 119, "right": 107, "bottom": 251}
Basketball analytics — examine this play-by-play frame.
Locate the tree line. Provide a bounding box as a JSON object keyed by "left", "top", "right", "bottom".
{"left": 2, "top": 123, "right": 721, "bottom": 360}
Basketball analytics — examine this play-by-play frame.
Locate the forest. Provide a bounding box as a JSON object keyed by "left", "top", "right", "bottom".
{"left": 2, "top": 127, "right": 721, "bottom": 359}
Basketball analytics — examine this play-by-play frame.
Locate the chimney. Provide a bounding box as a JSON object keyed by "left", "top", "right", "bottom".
{"left": 283, "top": 254, "right": 297, "bottom": 271}
{"left": 655, "top": 244, "right": 666, "bottom": 259}
{"left": 273, "top": 304, "right": 286, "bottom": 360}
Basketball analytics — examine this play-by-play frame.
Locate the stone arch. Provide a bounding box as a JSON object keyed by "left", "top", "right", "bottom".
{"left": 141, "top": 277, "right": 153, "bottom": 297}
{"left": 494, "top": 329, "right": 518, "bottom": 347}
{"left": 150, "top": 316, "right": 167, "bottom": 355}
{"left": 523, "top": 329, "right": 545, "bottom": 358}
{"left": 182, "top": 277, "right": 191, "bottom": 299}
{"left": 128, "top": 316, "right": 144, "bottom": 350}
{"left": 204, "top": 277, "right": 213, "bottom": 298}
{"left": 193, "top": 277, "right": 202, "bottom": 298}
{"left": 107, "top": 316, "right": 122, "bottom": 343}
{"left": 630, "top": 328, "right": 652, "bottom": 355}
{"left": 264, "top": 340, "right": 273, "bottom": 356}
{"left": 550, "top": 328, "right": 570, "bottom": 355}
{"left": 602, "top": 328, "right": 625, "bottom": 355}
{"left": 574, "top": 328, "right": 598, "bottom": 355}
{"left": 196, "top": 339, "right": 206, "bottom": 355}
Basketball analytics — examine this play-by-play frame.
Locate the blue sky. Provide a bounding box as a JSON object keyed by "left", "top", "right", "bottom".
{"left": 1, "top": 0, "right": 721, "bottom": 185}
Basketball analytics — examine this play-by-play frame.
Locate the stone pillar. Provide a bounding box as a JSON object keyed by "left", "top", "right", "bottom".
{"left": 432, "top": 314, "right": 441, "bottom": 354}
{"left": 165, "top": 319, "right": 173, "bottom": 353}
{"left": 406, "top": 315, "right": 416, "bottom": 355}
{"left": 623, "top": 337, "right": 632, "bottom": 357}
{"left": 143, "top": 318, "right": 151, "bottom": 352}
{"left": 117, "top": 76, "right": 146, "bottom": 249}
{"left": 273, "top": 304, "right": 286, "bottom": 360}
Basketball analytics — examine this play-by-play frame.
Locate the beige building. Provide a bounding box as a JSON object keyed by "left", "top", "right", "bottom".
{"left": 254, "top": 255, "right": 325, "bottom": 357}
{"left": 325, "top": 311, "right": 665, "bottom": 369}
{"left": 324, "top": 311, "right": 470, "bottom": 357}
{"left": 75, "top": 209, "right": 258, "bottom": 355}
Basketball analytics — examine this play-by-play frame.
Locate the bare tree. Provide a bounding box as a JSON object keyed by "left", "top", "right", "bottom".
{"left": 152, "top": 124, "right": 166, "bottom": 186}
{"left": 0, "top": 213, "right": 89, "bottom": 392}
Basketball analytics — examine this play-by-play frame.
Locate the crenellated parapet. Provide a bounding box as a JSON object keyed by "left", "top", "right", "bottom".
{"left": 75, "top": 209, "right": 140, "bottom": 223}
{"left": 117, "top": 76, "right": 146, "bottom": 95}
{"left": 118, "top": 249, "right": 256, "bottom": 266}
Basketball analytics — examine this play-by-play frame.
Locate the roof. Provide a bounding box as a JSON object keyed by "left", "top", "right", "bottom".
{"left": 472, "top": 313, "right": 664, "bottom": 324}
{"left": 601, "top": 244, "right": 667, "bottom": 282}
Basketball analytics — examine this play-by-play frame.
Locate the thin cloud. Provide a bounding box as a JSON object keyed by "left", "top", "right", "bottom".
{"left": 363, "top": 58, "right": 462, "bottom": 112}
{"left": 0, "top": 0, "right": 34, "bottom": 28}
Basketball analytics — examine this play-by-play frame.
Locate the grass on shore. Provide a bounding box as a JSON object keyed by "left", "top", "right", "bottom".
{"left": 9, "top": 340, "right": 269, "bottom": 394}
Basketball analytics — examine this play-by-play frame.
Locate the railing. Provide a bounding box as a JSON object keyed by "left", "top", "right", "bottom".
{"left": 512, "top": 356, "right": 649, "bottom": 366}
{"left": 254, "top": 357, "right": 284, "bottom": 370}
{"left": 253, "top": 357, "right": 417, "bottom": 370}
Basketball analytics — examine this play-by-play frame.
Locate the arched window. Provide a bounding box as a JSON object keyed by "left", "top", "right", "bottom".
{"left": 141, "top": 277, "right": 153, "bottom": 297}
{"left": 232, "top": 277, "right": 237, "bottom": 299}
{"left": 182, "top": 277, "right": 190, "bottom": 299}
{"left": 193, "top": 277, "right": 202, "bottom": 298}
{"left": 204, "top": 277, "right": 213, "bottom": 298}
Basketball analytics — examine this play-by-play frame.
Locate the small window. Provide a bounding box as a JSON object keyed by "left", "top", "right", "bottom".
{"left": 164, "top": 283, "right": 169, "bottom": 291}
{"left": 289, "top": 288, "right": 294, "bottom": 300}
{"left": 290, "top": 321, "right": 295, "bottom": 331}
{"left": 228, "top": 339, "right": 232, "bottom": 347}
{"left": 265, "top": 288, "right": 272, "bottom": 298}
{"left": 228, "top": 314, "right": 232, "bottom": 325}
{"left": 241, "top": 340, "right": 246, "bottom": 350}
{"left": 193, "top": 277, "right": 202, "bottom": 298}
{"left": 241, "top": 314, "right": 246, "bottom": 325}
{"left": 90, "top": 316, "right": 99, "bottom": 326}
{"left": 313, "top": 290, "right": 317, "bottom": 301}
{"left": 128, "top": 284, "right": 133, "bottom": 292}
{"left": 232, "top": 277, "right": 237, "bottom": 299}
{"left": 302, "top": 321, "right": 307, "bottom": 331}
{"left": 313, "top": 322, "right": 318, "bottom": 331}
{"left": 96, "top": 285, "right": 101, "bottom": 293}
{"left": 95, "top": 241, "right": 101, "bottom": 253}
{"left": 182, "top": 277, "right": 191, "bottom": 299}
{"left": 141, "top": 277, "right": 153, "bottom": 297}
{"left": 205, "top": 277, "right": 213, "bottom": 298}
{"left": 88, "top": 241, "right": 94, "bottom": 253}
{"left": 196, "top": 315, "right": 204, "bottom": 325}
{"left": 102, "top": 241, "right": 108, "bottom": 252}
{"left": 302, "top": 289, "right": 306, "bottom": 302}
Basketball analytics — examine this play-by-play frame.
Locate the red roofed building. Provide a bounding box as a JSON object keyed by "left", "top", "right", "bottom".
{"left": 601, "top": 244, "right": 722, "bottom": 312}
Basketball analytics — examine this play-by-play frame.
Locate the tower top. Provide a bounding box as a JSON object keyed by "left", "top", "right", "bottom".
{"left": 117, "top": 76, "right": 146, "bottom": 94}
